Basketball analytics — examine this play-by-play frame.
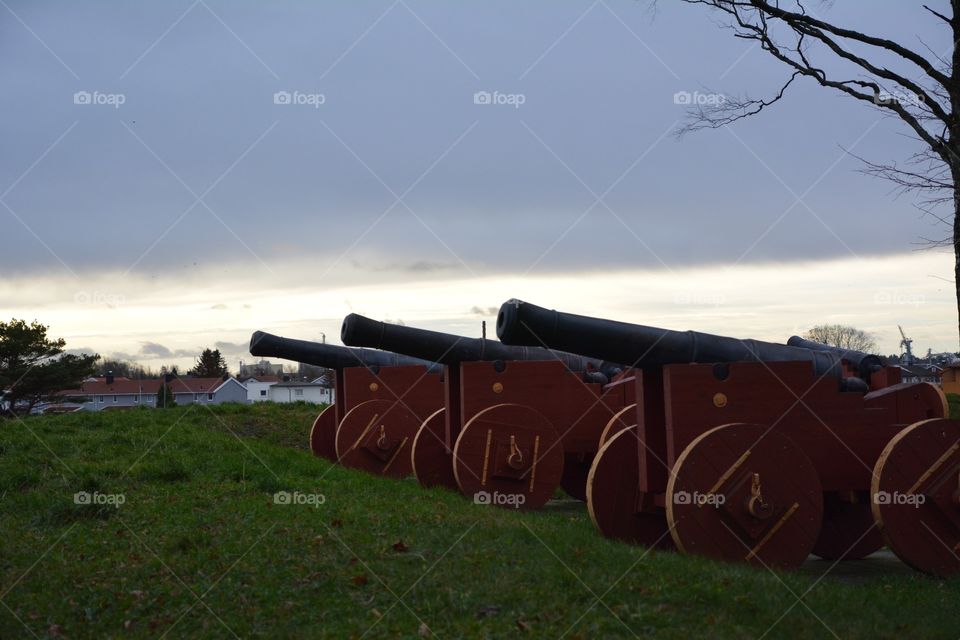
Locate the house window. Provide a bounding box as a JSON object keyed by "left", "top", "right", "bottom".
{"left": 194, "top": 394, "right": 199, "bottom": 401}
{"left": 294, "top": 389, "right": 304, "bottom": 397}
{"left": 113, "top": 395, "right": 118, "bottom": 403}
{"left": 260, "top": 389, "right": 267, "bottom": 397}
{"left": 207, "top": 393, "right": 214, "bottom": 401}
{"left": 134, "top": 396, "right": 139, "bottom": 404}
{"left": 97, "top": 396, "right": 104, "bottom": 403}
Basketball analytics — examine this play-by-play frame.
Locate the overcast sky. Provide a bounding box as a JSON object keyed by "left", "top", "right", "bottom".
{"left": 2, "top": 1, "right": 955, "bottom": 370}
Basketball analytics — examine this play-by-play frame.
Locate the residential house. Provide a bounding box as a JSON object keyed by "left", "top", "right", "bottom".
{"left": 58, "top": 374, "right": 247, "bottom": 411}
{"left": 898, "top": 365, "right": 943, "bottom": 385}
{"left": 242, "top": 375, "right": 280, "bottom": 403}
{"left": 170, "top": 376, "right": 248, "bottom": 407}
{"left": 268, "top": 378, "right": 333, "bottom": 405}
{"left": 942, "top": 363, "right": 960, "bottom": 395}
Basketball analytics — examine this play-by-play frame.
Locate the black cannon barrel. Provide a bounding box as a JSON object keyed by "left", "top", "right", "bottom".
{"left": 250, "top": 331, "right": 440, "bottom": 373}
{"left": 786, "top": 336, "right": 884, "bottom": 381}
{"left": 496, "top": 299, "right": 848, "bottom": 380}
{"left": 340, "top": 313, "right": 621, "bottom": 381}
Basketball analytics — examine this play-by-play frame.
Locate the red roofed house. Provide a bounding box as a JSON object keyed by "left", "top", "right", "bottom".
{"left": 60, "top": 374, "right": 247, "bottom": 411}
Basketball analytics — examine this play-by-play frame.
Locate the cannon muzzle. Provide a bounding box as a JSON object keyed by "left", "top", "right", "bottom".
{"left": 496, "top": 299, "right": 852, "bottom": 381}
{"left": 341, "top": 313, "right": 621, "bottom": 381}
{"left": 249, "top": 331, "right": 439, "bottom": 373}
{"left": 786, "top": 336, "right": 884, "bottom": 381}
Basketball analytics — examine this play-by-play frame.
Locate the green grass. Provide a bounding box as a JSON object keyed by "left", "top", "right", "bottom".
{"left": 2, "top": 404, "right": 959, "bottom": 639}
{"left": 948, "top": 393, "right": 960, "bottom": 419}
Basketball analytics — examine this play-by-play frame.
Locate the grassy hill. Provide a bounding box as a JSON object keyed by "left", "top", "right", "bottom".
{"left": 2, "top": 404, "right": 959, "bottom": 639}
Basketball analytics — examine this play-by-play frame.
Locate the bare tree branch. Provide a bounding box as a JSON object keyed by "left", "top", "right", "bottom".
{"left": 677, "top": 0, "right": 960, "bottom": 347}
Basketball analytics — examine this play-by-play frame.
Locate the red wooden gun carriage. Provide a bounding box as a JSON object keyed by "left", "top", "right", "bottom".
{"left": 340, "top": 314, "right": 628, "bottom": 508}
{"left": 249, "top": 331, "right": 443, "bottom": 478}
{"left": 496, "top": 299, "right": 957, "bottom": 576}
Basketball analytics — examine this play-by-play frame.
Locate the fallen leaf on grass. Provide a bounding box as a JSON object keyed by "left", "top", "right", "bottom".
{"left": 418, "top": 622, "right": 431, "bottom": 637}
{"left": 516, "top": 618, "right": 530, "bottom": 632}
{"left": 392, "top": 540, "right": 409, "bottom": 553}
{"left": 352, "top": 574, "right": 369, "bottom": 586}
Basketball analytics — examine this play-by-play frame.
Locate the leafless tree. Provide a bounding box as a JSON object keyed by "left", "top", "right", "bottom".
{"left": 678, "top": 0, "right": 959, "bottom": 346}
{"left": 804, "top": 323, "right": 878, "bottom": 353}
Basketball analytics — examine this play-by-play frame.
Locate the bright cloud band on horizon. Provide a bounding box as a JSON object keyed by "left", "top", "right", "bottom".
{"left": 4, "top": 250, "right": 953, "bottom": 372}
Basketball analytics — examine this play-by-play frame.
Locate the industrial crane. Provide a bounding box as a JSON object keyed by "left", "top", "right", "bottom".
{"left": 898, "top": 325, "right": 914, "bottom": 365}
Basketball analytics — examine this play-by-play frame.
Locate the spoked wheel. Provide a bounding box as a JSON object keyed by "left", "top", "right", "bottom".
{"left": 666, "top": 423, "right": 823, "bottom": 569}
{"left": 411, "top": 408, "right": 458, "bottom": 491}
{"left": 872, "top": 418, "right": 960, "bottom": 577}
{"left": 597, "top": 404, "right": 636, "bottom": 450}
{"left": 309, "top": 404, "right": 339, "bottom": 461}
{"left": 453, "top": 403, "right": 563, "bottom": 510}
{"left": 334, "top": 399, "right": 421, "bottom": 479}
{"left": 560, "top": 452, "right": 593, "bottom": 501}
{"left": 586, "top": 426, "right": 673, "bottom": 549}
{"left": 812, "top": 492, "right": 884, "bottom": 561}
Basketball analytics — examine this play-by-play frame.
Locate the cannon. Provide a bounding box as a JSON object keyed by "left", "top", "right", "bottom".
{"left": 250, "top": 330, "right": 439, "bottom": 372}
{"left": 249, "top": 331, "right": 443, "bottom": 477}
{"left": 497, "top": 300, "right": 954, "bottom": 575}
{"left": 341, "top": 314, "right": 629, "bottom": 507}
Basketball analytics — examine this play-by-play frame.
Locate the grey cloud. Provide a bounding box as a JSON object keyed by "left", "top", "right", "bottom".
{"left": 1, "top": 2, "right": 947, "bottom": 278}
{"left": 214, "top": 341, "right": 247, "bottom": 354}
{"left": 139, "top": 342, "right": 172, "bottom": 358}
{"left": 470, "top": 306, "right": 498, "bottom": 316}
{"left": 137, "top": 342, "right": 194, "bottom": 359}
{"left": 351, "top": 260, "right": 460, "bottom": 273}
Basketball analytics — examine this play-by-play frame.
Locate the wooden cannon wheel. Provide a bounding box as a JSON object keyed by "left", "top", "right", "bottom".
{"left": 666, "top": 423, "right": 823, "bottom": 569}
{"left": 334, "top": 399, "right": 421, "bottom": 479}
{"left": 452, "top": 403, "right": 563, "bottom": 511}
{"left": 586, "top": 426, "right": 674, "bottom": 549}
{"left": 597, "top": 404, "right": 637, "bottom": 450}
{"left": 411, "top": 408, "right": 459, "bottom": 491}
{"left": 872, "top": 418, "right": 960, "bottom": 577}
{"left": 811, "top": 492, "right": 884, "bottom": 561}
{"left": 308, "top": 404, "right": 338, "bottom": 461}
